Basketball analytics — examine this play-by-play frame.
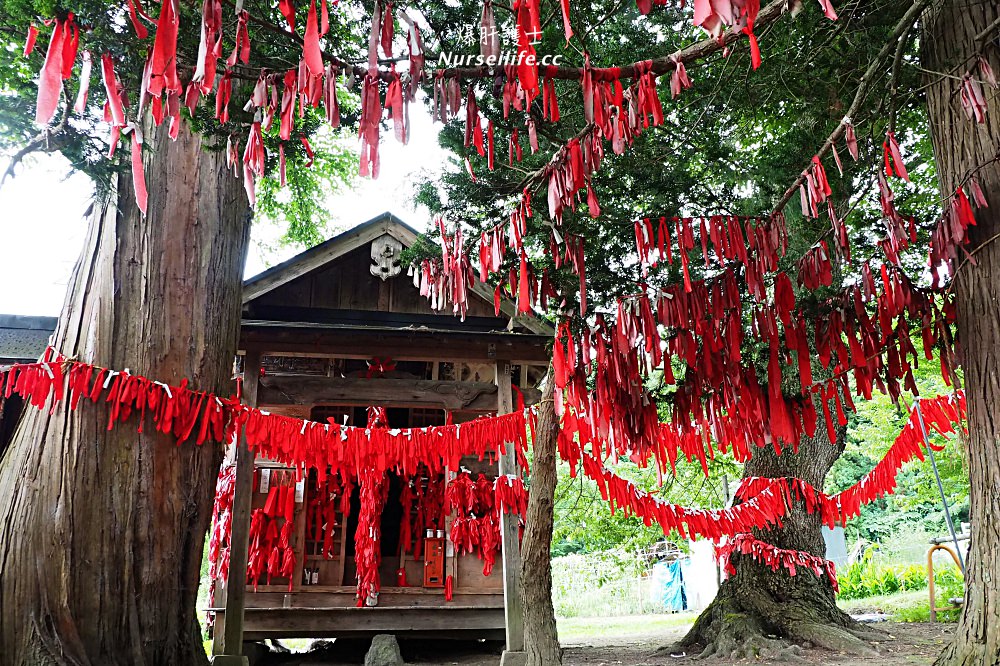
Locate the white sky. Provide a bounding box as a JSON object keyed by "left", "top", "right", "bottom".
{"left": 0, "top": 102, "right": 450, "bottom": 317}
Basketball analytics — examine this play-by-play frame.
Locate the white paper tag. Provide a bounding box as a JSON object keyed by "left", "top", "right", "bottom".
{"left": 295, "top": 478, "right": 305, "bottom": 503}
{"left": 259, "top": 469, "right": 271, "bottom": 493}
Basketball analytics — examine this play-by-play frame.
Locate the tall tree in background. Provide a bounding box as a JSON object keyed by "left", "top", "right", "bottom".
{"left": 0, "top": 1, "right": 358, "bottom": 662}
{"left": 412, "top": 0, "right": 961, "bottom": 659}
{"left": 922, "top": 1, "right": 1000, "bottom": 663}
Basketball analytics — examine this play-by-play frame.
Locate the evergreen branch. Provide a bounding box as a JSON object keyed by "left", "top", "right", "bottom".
{"left": 1, "top": 92, "right": 71, "bottom": 186}
{"left": 441, "top": 0, "right": 790, "bottom": 80}
{"left": 770, "top": 0, "right": 933, "bottom": 216}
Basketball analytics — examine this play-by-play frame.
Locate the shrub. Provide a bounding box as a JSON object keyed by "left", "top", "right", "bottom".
{"left": 835, "top": 549, "right": 962, "bottom": 602}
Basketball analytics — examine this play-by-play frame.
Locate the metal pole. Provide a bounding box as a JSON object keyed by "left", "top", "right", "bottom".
{"left": 914, "top": 400, "right": 965, "bottom": 574}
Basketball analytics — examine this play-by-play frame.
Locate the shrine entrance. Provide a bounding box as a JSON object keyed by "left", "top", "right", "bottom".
{"left": 210, "top": 213, "right": 550, "bottom": 654}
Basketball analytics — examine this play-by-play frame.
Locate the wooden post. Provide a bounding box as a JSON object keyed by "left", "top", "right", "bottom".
{"left": 213, "top": 350, "right": 262, "bottom": 666}
{"left": 495, "top": 362, "right": 526, "bottom": 665}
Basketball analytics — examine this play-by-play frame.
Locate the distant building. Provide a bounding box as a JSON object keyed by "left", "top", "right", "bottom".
{"left": 0, "top": 314, "right": 57, "bottom": 448}
{"left": 0, "top": 314, "right": 56, "bottom": 364}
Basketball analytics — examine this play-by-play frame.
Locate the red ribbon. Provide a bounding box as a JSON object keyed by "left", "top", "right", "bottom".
{"left": 717, "top": 534, "right": 838, "bottom": 591}
{"left": 23, "top": 24, "right": 38, "bottom": 56}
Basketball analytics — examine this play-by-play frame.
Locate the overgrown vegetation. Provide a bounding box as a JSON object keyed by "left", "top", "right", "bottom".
{"left": 552, "top": 550, "right": 669, "bottom": 618}
{"left": 836, "top": 549, "right": 962, "bottom": 601}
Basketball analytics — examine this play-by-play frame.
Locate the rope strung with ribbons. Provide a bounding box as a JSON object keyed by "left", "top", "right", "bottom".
{"left": 0, "top": 351, "right": 532, "bottom": 483}
{"left": 717, "top": 534, "right": 840, "bottom": 591}
{"left": 3, "top": 349, "right": 966, "bottom": 592}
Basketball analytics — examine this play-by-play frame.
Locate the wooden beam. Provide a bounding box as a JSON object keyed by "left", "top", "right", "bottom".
{"left": 215, "top": 350, "right": 262, "bottom": 661}
{"left": 257, "top": 375, "right": 541, "bottom": 411}
{"left": 495, "top": 362, "right": 525, "bottom": 654}
{"left": 221, "top": 605, "right": 507, "bottom": 638}
{"left": 240, "top": 324, "right": 551, "bottom": 364}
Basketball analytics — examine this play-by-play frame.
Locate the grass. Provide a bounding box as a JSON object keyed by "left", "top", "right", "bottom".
{"left": 838, "top": 588, "right": 963, "bottom": 623}
{"left": 557, "top": 612, "right": 699, "bottom": 642}
{"left": 554, "top": 589, "right": 955, "bottom": 646}
{"left": 838, "top": 590, "right": 930, "bottom": 615}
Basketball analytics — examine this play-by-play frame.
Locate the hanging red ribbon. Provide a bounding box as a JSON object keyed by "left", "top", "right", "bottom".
{"left": 717, "top": 534, "right": 838, "bottom": 591}
{"left": 304, "top": 0, "right": 325, "bottom": 77}
{"left": 23, "top": 23, "right": 38, "bottom": 56}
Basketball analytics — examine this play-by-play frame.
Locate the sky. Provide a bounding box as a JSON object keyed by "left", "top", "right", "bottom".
{"left": 0, "top": 102, "right": 450, "bottom": 317}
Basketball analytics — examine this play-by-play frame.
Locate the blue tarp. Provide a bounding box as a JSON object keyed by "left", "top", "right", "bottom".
{"left": 651, "top": 560, "right": 687, "bottom": 611}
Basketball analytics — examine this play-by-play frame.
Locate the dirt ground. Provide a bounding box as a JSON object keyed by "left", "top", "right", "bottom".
{"left": 553, "top": 622, "right": 955, "bottom": 665}
{"left": 262, "top": 622, "right": 955, "bottom": 665}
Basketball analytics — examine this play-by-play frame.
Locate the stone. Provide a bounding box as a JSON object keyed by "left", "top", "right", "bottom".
{"left": 499, "top": 650, "right": 528, "bottom": 666}
{"left": 365, "top": 634, "right": 405, "bottom": 666}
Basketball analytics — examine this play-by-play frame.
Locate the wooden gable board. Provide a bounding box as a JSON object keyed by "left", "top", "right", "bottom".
{"left": 242, "top": 213, "right": 551, "bottom": 335}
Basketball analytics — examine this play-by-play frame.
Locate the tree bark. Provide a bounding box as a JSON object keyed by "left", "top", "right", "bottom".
{"left": 519, "top": 373, "right": 562, "bottom": 666}
{"left": 923, "top": 2, "right": 1000, "bottom": 664}
{"left": 680, "top": 414, "right": 884, "bottom": 659}
{"left": 0, "top": 119, "right": 250, "bottom": 666}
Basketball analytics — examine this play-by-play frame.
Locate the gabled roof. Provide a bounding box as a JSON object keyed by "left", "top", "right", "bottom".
{"left": 243, "top": 212, "right": 420, "bottom": 303}
{"left": 242, "top": 212, "right": 552, "bottom": 335}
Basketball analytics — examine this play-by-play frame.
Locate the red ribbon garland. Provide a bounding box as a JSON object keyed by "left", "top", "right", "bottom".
{"left": 1, "top": 353, "right": 533, "bottom": 492}
{"left": 717, "top": 534, "right": 839, "bottom": 591}
{"left": 556, "top": 391, "right": 964, "bottom": 543}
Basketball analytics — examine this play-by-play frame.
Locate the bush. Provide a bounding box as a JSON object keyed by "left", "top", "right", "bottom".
{"left": 836, "top": 549, "right": 962, "bottom": 601}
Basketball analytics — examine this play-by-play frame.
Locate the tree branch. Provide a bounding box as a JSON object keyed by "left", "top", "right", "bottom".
{"left": 888, "top": 15, "right": 915, "bottom": 133}
{"left": 441, "top": 0, "right": 790, "bottom": 80}
{"left": 770, "top": 0, "right": 932, "bottom": 216}
{"left": 1, "top": 92, "right": 72, "bottom": 186}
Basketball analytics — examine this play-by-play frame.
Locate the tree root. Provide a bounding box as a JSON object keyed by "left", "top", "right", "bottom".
{"left": 671, "top": 585, "right": 889, "bottom": 661}
{"left": 789, "top": 621, "right": 879, "bottom": 656}
{"left": 686, "top": 611, "right": 809, "bottom": 663}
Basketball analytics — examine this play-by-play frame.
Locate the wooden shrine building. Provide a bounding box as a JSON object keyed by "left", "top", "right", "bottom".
{"left": 211, "top": 213, "right": 550, "bottom": 664}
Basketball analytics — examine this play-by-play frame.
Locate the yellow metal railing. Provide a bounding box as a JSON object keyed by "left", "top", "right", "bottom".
{"left": 927, "top": 543, "right": 963, "bottom": 622}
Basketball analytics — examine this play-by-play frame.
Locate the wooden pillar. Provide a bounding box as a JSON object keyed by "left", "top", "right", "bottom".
{"left": 495, "top": 362, "right": 526, "bottom": 664}
{"left": 213, "top": 350, "right": 262, "bottom": 666}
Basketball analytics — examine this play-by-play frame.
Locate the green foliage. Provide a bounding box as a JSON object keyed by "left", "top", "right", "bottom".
{"left": 892, "top": 578, "right": 963, "bottom": 623}
{"left": 255, "top": 126, "right": 359, "bottom": 248}
{"left": 835, "top": 547, "right": 963, "bottom": 616}
{"left": 0, "top": 0, "right": 364, "bottom": 244}
{"left": 837, "top": 557, "right": 924, "bottom": 600}
{"left": 552, "top": 549, "right": 666, "bottom": 617}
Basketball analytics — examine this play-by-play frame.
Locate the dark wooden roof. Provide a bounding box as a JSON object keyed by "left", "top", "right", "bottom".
{"left": 241, "top": 319, "right": 551, "bottom": 363}
{"left": 239, "top": 212, "right": 552, "bottom": 361}
{"left": 0, "top": 315, "right": 57, "bottom": 363}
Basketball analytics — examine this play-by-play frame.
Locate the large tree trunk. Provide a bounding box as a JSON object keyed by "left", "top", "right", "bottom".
{"left": 0, "top": 120, "right": 250, "bottom": 666}
{"left": 923, "top": 2, "right": 1000, "bottom": 664}
{"left": 680, "top": 416, "right": 884, "bottom": 659}
{"left": 519, "top": 375, "right": 562, "bottom": 666}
